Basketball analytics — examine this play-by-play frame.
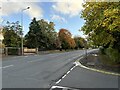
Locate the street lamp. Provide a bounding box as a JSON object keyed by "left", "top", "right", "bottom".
{"left": 21, "top": 7, "right": 30, "bottom": 55}
{"left": 84, "top": 37, "right": 88, "bottom": 60}
{"left": 85, "top": 39, "right": 87, "bottom": 60}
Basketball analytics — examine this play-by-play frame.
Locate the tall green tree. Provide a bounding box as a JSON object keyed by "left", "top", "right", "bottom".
{"left": 25, "top": 18, "right": 40, "bottom": 48}
{"left": 81, "top": 2, "right": 120, "bottom": 63}
{"left": 81, "top": 2, "right": 120, "bottom": 50}
{"left": 37, "top": 19, "right": 57, "bottom": 49}
{"left": 25, "top": 18, "right": 58, "bottom": 50}
{"left": 3, "top": 21, "right": 21, "bottom": 47}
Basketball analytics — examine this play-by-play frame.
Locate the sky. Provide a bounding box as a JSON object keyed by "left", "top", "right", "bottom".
{"left": 0, "top": 0, "right": 86, "bottom": 38}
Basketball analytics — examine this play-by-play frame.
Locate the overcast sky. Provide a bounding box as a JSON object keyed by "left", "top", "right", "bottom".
{"left": 0, "top": 0, "right": 85, "bottom": 38}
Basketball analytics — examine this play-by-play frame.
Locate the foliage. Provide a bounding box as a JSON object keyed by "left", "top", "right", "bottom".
{"left": 74, "top": 36, "right": 86, "bottom": 49}
{"left": 6, "top": 21, "right": 22, "bottom": 35}
{"left": 58, "top": 29, "right": 76, "bottom": 50}
{"left": 38, "top": 20, "right": 58, "bottom": 49}
{"left": 105, "top": 47, "right": 120, "bottom": 64}
{"left": 81, "top": 2, "right": 120, "bottom": 63}
{"left": 7, "top": 48, "right": 19, "bottom": 55}
{"left": 25, "top": 18, "right": 58, "bottom": 50}
{"left": 99, "top": 46, "right": 106, "bottom": 54}
{"left": 81, "top": 2, "right": 120, "bottom": 49}
{"left": 3, "top": 21, "right": 21, "bottom": 47}
{"left": 25, "top": 18, "right": 40, "bottom": 48}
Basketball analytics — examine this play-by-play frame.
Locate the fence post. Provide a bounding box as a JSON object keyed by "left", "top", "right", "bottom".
{"left": 5, "top": 47, "right": 8, "bottom": 56}
{"left": 36, "top": 48, "right": 38, "bottom": 54}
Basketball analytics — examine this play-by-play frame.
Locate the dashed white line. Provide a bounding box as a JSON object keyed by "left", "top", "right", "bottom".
{"left": 66, "top": 71, "right": 70, "bottom": 74}
{"left": 73, "top": 65, "right": 76, "bottom": 68}
{"left": 28, "top": 61, "right": 34, "bottom": 63}
{"left": 56, "top": 79, "right": 61, "bottom": 84}
{"left": 27, "top": 59, "right": 43, "bottom": 63}
{"left": 55, "top": 65, "right": 77, "bottom": 85}
{"left": 70, "top": 68, "right": 74, "bottom": 71}
{"left": 0, "top": 65, "right": 14, "bottom": 69}
{"left": 62, "top": 74, "right": 67, "bottom": 79}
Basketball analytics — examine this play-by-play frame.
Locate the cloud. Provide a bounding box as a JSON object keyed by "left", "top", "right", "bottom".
{"left": 1, "top": 0, "right": 43, "bottom": 19}
{"left": 52, "top": 0, "right": 83, "bottom": 17}
{"left": 1, "top": 0, "right": 39, "bottom": 2}
{"left": 1, "top": 0, "right": 76, "bottom": 2}
{"left": 51, "top": 14, "right": 67, "bottom": 23}
{"left": 0, "top": 17, "right": 4, "bottom": 23}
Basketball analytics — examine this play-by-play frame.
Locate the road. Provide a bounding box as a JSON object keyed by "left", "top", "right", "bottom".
{"left": 57, "top": 66, "right": 119, "bottom": 88}
{"left": 2, "top": 50, "right": 119, "bottom": 89}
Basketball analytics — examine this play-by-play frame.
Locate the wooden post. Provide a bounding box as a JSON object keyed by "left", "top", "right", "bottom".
{"left": 5, "top": 47, "right": 8, "bottom": 56}
{"left": 36, "top": 48, "right": 38, "bottom": 54}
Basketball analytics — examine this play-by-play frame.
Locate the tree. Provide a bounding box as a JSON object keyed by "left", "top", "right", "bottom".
{"left": 3, "top": 21, "right": 21, "bottom": 47}
{"left": 38, "top": 20, "right": 57, "bottom": 49}
{"left": 25, "top": 18, "right": 58, "bottom": 50}
{"left": 25, "top": 18, "right": 40, "bottom": 48}
{"left": 74, "top": 36, "right": 86, "bottom": 49}
{"left": 81, "top": 2, "right": 120, "bottom": 49}
{"left": 81, "top": 2, "right": 120, "bottom": 63}
{"left": 58, "top": 29, "right": 76, "bottom": 50}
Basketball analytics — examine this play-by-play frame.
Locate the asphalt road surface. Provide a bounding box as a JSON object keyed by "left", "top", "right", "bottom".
{"left": 2, "top": 50, "right": 119, "bottom": 89}
{"left": 57, "top": 66, "right": 119, "bottom": 88}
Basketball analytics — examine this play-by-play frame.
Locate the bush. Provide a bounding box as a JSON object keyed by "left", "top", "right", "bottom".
{"left": 99, "top": 46, "right": 106, "bottom": 54}
{"left": 105, "top": 47, "right": 120, "bottom": 64}
{"left": 8, "top": 48, "right": 19, "bottom": 55}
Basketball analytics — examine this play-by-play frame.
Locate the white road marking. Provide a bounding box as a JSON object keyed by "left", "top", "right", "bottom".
{"left": 76, "top": 60, "right": 120, "bottom": 76}
{"left": 66, "top": 71, "right": 70, "bottom": 74}
{"left": 56, "top": 79, "right": 61, "bottom": 84}
{"left": 62, "top": 74, "right": 66, "bottom": 79}
{"left": 0, "top": 65, "right": 14, "bottom": 69}
{"left": 73, "top": 65, "right": 76, "bottom": 68}
{"left": 27, "top": 60, "right": 37, "bottom": 63}
{"left": 27, "top": 59, "right": 43, "bottom": 63}
{"left": 55, "top": 65, "right": 77, "bottom": 85}
{"left": 70, "top": 68, "right": 74, "bottom": 70}
{"left": 50, "top": 86, "right": 79, "bottom": 90}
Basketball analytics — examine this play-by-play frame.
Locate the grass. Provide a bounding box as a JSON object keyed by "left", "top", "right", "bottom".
{"left": 80, "top": 52, "right": 120, "bottom": 73}
{"left": 99, "top": 54, "right": 120, "bottom": 67}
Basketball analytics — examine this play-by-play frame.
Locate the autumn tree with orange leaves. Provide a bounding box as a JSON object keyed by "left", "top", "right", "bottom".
{"left": 58, "top": 29, "right": 76, "bottom": 50}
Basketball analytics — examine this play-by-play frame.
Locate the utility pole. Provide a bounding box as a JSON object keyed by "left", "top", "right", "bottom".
{"left": 21, "top": 7, "right": 30, "bottom": 55}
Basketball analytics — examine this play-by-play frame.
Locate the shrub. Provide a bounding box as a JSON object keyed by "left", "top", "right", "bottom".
{"left": 99, "top": 46, "right": 106, "bottom": 54}
{"left": 8, "top": 48, "right": 19, "bottom": 55}
{"left": 105, "top": 47, "right": 120, "bottom": 64}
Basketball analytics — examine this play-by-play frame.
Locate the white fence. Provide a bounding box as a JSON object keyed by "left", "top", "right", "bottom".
{"left": 24, "top": 48, "right": 38, "bottom": 54}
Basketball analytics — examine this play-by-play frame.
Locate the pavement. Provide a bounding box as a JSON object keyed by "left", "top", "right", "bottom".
{"left": 1, "top": 49, "right": 119, "bottom": 89}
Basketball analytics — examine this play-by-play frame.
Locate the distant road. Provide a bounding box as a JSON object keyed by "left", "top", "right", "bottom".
{"left": 2, "top": 49, "right": 119, "bottom": 89}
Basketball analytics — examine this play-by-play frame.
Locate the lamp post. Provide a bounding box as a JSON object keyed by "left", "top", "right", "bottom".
{"left": 85, "top": 40, "right": 87, "bottom": 60}
{"left": 85, "top": 37, "right": 88, "bottom": 60}
{"left": 21, "top": 7, "right": 30, "bottom": 55}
